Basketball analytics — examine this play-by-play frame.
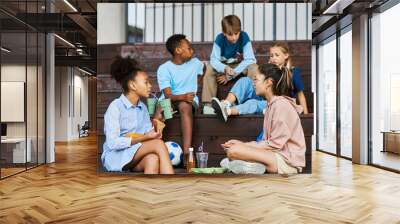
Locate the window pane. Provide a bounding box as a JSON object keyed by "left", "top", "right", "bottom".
{"left": 340, "top": 29, "right": 352, "bottom": 158}
{"left": 1, "top": 30, "right": 28, "bottom": 177}
{"left": 371, "top": 3, "right": 400, "bottom": 171}
{"left": 318, "top": 36, "right": 337, "bottom": 154}
{"left": 27, "top": 31, "right": 38, "bottom": 169}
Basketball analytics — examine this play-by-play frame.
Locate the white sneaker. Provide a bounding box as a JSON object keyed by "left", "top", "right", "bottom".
{"left": 220, "top": 158, "right": 266, "bottom": 174}
{"left": 203, "top": 105, "right": 216, "bottom": 115}
{"left": 220, "top": 158, "right": 230, "bottom": 169}
{"left": 228, "top": 160, "right": 266, "bottom": 174}
{"left": 211, "top": 97, "right": 229, "bottom": 122}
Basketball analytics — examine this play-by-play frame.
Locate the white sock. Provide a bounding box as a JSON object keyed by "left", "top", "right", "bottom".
{"left": 222, "top": 100, "right": 232, "bottom": 107}
{"left": 227, "top": 107, "right": 232, "bottom": 116}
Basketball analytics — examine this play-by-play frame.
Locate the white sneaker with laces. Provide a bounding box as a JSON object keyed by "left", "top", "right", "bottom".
{"left": 220, "top": 158, "right": 230, "bottom": 170}
{"left": 203, "top": 105, "right": 216, "bottom": 115}
{"left": 220, "top": 158, "right": 266, "bottom": 174}
{"left": 228, "top": 160, "right": 266, "bottom": 174}
{"left": 211, "top": 97, "right": 229, "bottom": 122}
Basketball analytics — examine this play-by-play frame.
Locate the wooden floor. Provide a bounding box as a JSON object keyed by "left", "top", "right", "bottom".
{"left": 1, "top": 135, "right": 400, "bottom": 223}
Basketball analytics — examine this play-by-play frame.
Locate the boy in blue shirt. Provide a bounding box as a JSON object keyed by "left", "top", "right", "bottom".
{"left": 202, "top": 14, "right": 258, "bottom": 113}
{"left": 157, "top": 34, "right": 204, "bottom": 155}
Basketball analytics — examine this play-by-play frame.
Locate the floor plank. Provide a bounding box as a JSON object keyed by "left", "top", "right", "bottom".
{"left": 0, "top": 135, "right": 400, "bottom": 223}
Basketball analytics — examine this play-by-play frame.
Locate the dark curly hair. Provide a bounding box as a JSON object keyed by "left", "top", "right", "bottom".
{"left": 166, "top": 34, "right": 186, "bottom": 56}
{"left": 258, "top": 63, "right": 292, "bottom": 96}
{"left": 110, "top": 56, "right": 143, "bottom": 93}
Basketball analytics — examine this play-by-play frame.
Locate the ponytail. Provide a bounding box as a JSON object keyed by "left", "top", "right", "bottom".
{"left": 110, "top": 56, "right": 143, "bottom": 93}
{"left": 271, "top": 42, "right": 295, "bottom": 96}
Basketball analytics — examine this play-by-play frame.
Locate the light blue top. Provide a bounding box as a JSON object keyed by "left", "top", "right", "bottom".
{"left": 101, "top": 94, "right": 153, "bottom": 171}
{"left": 210, "top": 32, "right": 256, "bottom": 74}
{"left": 157, "top": 57, "right": 204, "bottom": 105}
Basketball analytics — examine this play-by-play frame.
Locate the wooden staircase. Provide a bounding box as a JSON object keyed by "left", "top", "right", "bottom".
{"left": 97, "top": 41, "right": 313, "bottom": 173}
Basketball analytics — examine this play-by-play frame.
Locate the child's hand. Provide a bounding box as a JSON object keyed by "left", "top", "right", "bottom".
{"left": 152, "top": 119, "right": 166, "bottom": 133}
{"left": 217, "top": 75, "right": 228, "bottom": 85}
{"left": 224, "top": 66, "right": 234, "bottom": 76}
{"left": 184, "top": 93, "right": 195, "bottom": 103}
{"left": 221, "top": 143, "right": 230, "bottom": 150}
{"left": 153, "top": 105, "right": 165, "bottom": 122}
{"left": 146, "top": 129, "right": 162, "bottom": 140}
{"left": 226, "top": 139, "right": 243, "bottom": 145}
{"left": 152, "top": 119, "right": 159, "bottom": 132}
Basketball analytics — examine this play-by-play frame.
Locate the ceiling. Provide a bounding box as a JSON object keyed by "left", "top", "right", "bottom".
{"left": 0, "top": 0, "right": 97, "bottom": 73}
{"left": 312, "top": 0, "right": 390, "bottom": 42}
{"left": 1, "top": 0, "right": 397, "bottom": 73}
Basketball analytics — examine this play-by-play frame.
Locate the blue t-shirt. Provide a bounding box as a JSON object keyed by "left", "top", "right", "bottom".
{"left": 290, "top": 67, "right": 305, "bottom": 98}
{"left": 214, "top": 31, "right": 251, "bottom": 60}
{"left": 157, "top": 57, "right": 204, "bottom": 105}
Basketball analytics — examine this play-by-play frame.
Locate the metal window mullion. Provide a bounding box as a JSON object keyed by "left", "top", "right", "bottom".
{"left": 25, "top": 1, "right": 28, "bottom": 171}
{"left": 36, "top": 6, "right": 39, "bottom": 167}
{"left": 253, "top": 3, "right": 255, "bottom": 40}
{"left": 191, "top": 3, "right": 194, "bottom": 41}
{"left": 0, "top": 18, "right": 2, "bottom": 179}
{"left": 316, "top": 44, "right": 320, "bottom": 151}
{"left": 306, "top": 3, "right": 309, "bottom": 40}
{"left": 285, "top": 3, "right": 287, "bottom": 40}
{"left": 212, "top": 3, "right": 214, "bottom": 39}
{"left": 295, "top": 3, "right": 298, "bottom": 40}
{"left": 201, "top": 3, "right": 204, "bottom": 42}
{"left": 336, "top": 30, "right": 341, "bottom": 157}
{"left": 144, "top": 4, "right": 146, "bottom": 42}
{"left": 153, "top": 4, "right": 156, "bottom": 42}
{"left": 135, "top": 3, "right": 137, "bottom": 31}
{"left": 263, "top": 3, "right": 266, "bottom": 41}
{"left": 163, "top": 3, "right": 165, "bottom": 42}
{"left": 242, "top": 3, "right": 244, "bottom": 34}
{"left": 173, "top": 3, "right": 175, "bottom": 34}
{"left": 273, "top": 3, "right": 276, "bottom": 41}
{"left": 367, "top": 12, "right": 373, "bottom": 165}
{"left": 182, "top": 3, "right": 184, "bottom": 35}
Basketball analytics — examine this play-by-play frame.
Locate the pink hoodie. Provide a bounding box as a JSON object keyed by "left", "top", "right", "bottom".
{"left": 259, "top": 96, "right": 306, "bottom": 167}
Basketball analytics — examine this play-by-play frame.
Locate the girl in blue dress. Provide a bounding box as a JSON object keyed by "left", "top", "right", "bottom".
{"left": 101, "top": 57, "right": 174, "bottom": 174}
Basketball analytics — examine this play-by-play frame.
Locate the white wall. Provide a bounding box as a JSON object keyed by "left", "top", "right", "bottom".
{"left": 1, "top": 64, "right": 46, "bottom": 164}
{"left": 99, "top": 3, "right": 312, "bottom": 44}
{"left": 97, "top": 3, "right": 127, "bottom": 44}
{"left": 1, "top": 65, "right": 41, "bottom": 138}
{"left": 54, "top": 67, "right": 89, "bottom": 141}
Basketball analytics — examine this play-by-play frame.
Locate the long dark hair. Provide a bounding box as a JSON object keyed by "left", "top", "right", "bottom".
{"left": 110, "top": 56, "right": 143, "bottom": 93}
{"left": 258, "top": 63, "right": 291, "bottom": 96}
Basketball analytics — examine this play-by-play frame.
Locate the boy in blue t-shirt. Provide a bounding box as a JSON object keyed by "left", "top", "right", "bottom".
{"left": 202, "top": 15, "right": 258, "bottom": 113}
{"left": 157, "top": 34, "right": 204, "bottom": 154}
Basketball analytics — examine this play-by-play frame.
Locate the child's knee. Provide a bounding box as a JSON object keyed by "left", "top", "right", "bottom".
{"left": 152, "top": 139, "right": 166, "bottom": 148}
{"left": 145, "top": 154, "right": 160, "bottom": 174}
{"left": 178, "top": 102, "right": 193, "bottom": 115}
{"left": 146, "top": 153, "right": 159, "bottom": 163}
{"left": 205, "top": 64, "right": 217, "bottom": 77}
{"left": 152, "top": 139, "right": 169, "bottom": 154}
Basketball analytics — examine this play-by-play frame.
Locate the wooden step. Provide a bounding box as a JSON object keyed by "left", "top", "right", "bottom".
{"left": 97, "top": 114, "right": 313, "bottom": 173}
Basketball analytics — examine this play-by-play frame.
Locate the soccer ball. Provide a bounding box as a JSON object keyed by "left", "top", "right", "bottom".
{"left": 165, "top": 141, "right": 183, "bottom": 166}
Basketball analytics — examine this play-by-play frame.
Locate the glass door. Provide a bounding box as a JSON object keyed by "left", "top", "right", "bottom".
{"left": 317, "top": 35, "right": 337, "bottom": 155}
{"left": 339, "top": 26, "right": 352, "bottom": 159}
